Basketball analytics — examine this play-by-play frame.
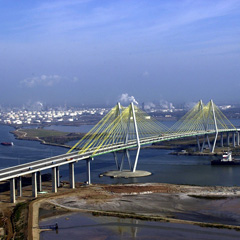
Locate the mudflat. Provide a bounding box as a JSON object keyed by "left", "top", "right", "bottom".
{"left": 48, "top": 183, "right": 240, "bottom": 226}
{"left": 2, "top": 182, "right": 240, "bottom": 239}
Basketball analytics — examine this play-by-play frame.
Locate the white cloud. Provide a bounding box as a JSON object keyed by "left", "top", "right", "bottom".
{"left": 143, "top": 71, "right": 149, "bottom": 77}
{"left": 119, "top": 93, "right": 138, "bottom": 105}
{"left": 36, "top": 0, "right": 92, "bottom": 11}
{"left": 21, "top": 74, "right": 61, "bottom": 87}
{"left": 147, "top": 0, "right": 240, "bottom": 35}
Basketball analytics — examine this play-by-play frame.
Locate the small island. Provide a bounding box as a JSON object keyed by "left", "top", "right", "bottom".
{"left": 12, "top": 128, "right": 85, "bottom": 149}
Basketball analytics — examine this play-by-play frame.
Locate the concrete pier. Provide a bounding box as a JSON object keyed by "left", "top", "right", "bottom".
{"left": 196, "top": 135, "right": 201, "bottom": 151}
{"left": 32, "top": 172, "right": 37, "bottom": 198}
{"left": 69, "top": 163, "right": 75, "bottom": 189}
{"left": 233, "top": 132, "right": 236, "bottom": 147}
{"left": 37, "top": 171, "right": 42, "bottom": 192}
{"left": 17, "top": 176, "right": 22, "bottom": 197}
{"left": 52, "top": 167, "right": 57, "bottom": 193}
{"left": 237, "top": 132, "right": 240, "bottom": 146}
{"left": 113, "top": 152, "right": 119, "bottom": 170}
{"left": 86, "top": 159, "right": 91, "bottom": 185}
{"left": 56, "top": 166, "right": 60, "bottom": 187}
{"left": 101, "top": 170, "right": 152, "bottom": 178}
{"left": 220, "top": 133, "right": 224, "bottom": 147}
{"left": 227, "top": 132, "right": 230, "bottom": 146}
{"left": 10, "top": 178, "right": 16, "bottom": 203}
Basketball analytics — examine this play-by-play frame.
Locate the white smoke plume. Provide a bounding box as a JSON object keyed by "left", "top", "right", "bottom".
{"left": 159, "top": 100, "right": 175, "bottom": 109}
{"left": 24, "top": 100, "right": 44, "bottom": 111}
{"left": 119, "top": 93, "right": 139, "bottom": 105}
{"left": 144, "top": 102, "right": 155, "bottom": 110}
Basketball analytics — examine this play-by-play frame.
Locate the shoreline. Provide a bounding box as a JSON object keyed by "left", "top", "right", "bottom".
{"left": 7, "top": 126, "right": 240, "bottom": 156}
{"left": 2, "top": 181, "right": 240, "bottom": 239}
{"left": 10, "top": 127, "right": 239, "bottom": 156}
{"left": 29, "top": 182, "right": 240, "bottom": 239}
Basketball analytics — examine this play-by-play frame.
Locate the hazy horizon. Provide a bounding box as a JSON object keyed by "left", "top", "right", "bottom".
{"left": 1, "top": 0, "right": 240, "bottom": 106}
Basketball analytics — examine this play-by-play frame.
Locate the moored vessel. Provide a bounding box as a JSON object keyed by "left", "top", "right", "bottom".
{"left": 1, "top": 142, "right": 14, "bottom": 146}
{"left": 211, "top": 151, "right": 240, "bottom": 165}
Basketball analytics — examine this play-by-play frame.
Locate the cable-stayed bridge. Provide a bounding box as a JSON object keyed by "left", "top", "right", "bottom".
{"left": 0, "top": 100, "right": 239, "bottom": 203}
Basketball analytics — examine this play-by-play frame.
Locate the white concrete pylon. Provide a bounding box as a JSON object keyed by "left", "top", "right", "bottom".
{"left": 32, "top": 172, "right": 37, "bottom": 198}
{"left": 10, "top": 178, "right": 16, "bottom": 203}
{"left": 131, "top": 102, "right": 141, "bottom": 172}
{"left": 211, "top": 100, "right": 218, "bottom": 153}
{"left": 69, "top": 163, "right": 75, "bottom": 189}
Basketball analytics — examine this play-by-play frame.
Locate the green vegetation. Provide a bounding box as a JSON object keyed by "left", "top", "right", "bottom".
{"left": 13, "top": 128, "right": 85, "bottom": 146}
{"left": 92, "top": 211, "right": 166, "bottom": 221}
{"left": 196, "top": 222, "right": 240, "bottom": 230}
{"left": 21, "top": 129, "right": 66, "bottom": 138}
{"left": 12, "top": 202, "right": 28, "bottom": 240}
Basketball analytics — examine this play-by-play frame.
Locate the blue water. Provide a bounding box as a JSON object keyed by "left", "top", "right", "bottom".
{"left": 1, "top": 124, "right": 240, "bottom": 186}
{"left": 40, "top": 213, "right": 240, "bottom": 240}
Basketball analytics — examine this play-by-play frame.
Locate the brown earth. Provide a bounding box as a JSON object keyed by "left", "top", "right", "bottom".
{"left": 1, "top": 182, "right": 240, "bottom": 239}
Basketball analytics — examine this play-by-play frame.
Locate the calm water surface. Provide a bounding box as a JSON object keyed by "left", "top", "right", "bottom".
{"left": 40, "top": 213, "right": 240, "bottom": 240}
{"left": 1, "top": 123, "right": 240, "bottom": 186}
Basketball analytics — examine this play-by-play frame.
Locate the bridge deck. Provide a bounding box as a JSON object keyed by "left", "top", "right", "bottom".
{"left": 0, "top": 128, "right": 238, "bottom": 182}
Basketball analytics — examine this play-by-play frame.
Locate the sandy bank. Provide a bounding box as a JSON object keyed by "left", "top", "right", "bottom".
{"left": 32, "top": 183, "right": 240, "bottom": 239}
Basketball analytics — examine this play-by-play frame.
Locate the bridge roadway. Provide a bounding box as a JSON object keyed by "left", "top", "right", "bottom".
{"left": 0, "top": 128, "right": 238, "bottom": 182}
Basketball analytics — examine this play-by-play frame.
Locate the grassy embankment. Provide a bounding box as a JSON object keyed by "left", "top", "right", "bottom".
{"left": 13, "top": 128, "right": 85, "bottom": 148}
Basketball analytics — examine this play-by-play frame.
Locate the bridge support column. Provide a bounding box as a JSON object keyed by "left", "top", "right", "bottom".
{"left": 237, "top": 132, "right": 240, "bottom": 146}
{"left": 233, "top": 132, "right": 236, "bottom": 147}
{"left": 10, "top": 178, "right": 16, "bottom": 203}
{"left": 227, "top": 132, "right": 230, "bottom": 146}
{"left": 207, "top": 136, "right": 211, "bottom": 150}
{"left": 113, "top": 152, "right": 119, "bottom": 170}
{"left": 220, "top": 133, "right": 224, "bottom": 147}
{"left": 56, "top": 166, "right": 60, "bottom": 187}
{"left": 212, "top": 133, "right": 218, "bottom": 153}
{"left": 131, "top": 102, "right": 141, "bottom": 172}
{"left": 196, "top": 136, "right": 201, "bottom": 151}
{"left": 52, "top": 167, "right": 57, "bottom": 193}
{"left": 201, "top": 135, "right": 211, "bottom": 152}
{"left": 201, "top": 136, "right": 205, "bottom": 152}
{"left": 119, "top": 152, "right": 124, "bottom": 171}
{"left": 211, "top": 100, "right": 218, "bottom": 153}
{"left": 37, "top": 171, "right": 42, "bottom": 192}
{"left": 119, "top": 150, "right": 132, "bottom": 171}
{"left": 17, "top": 176, "right": 22, "bottom": 197}
{"left": 32, "top": 172, "right": 37, "bottom": 198}
{"left": 86, "top": 159, "right": 91, "bottom": 185}
{"left": 126, "top": 150, "right": 133, "bottom": 170}
{"left": 69, "top": 163, "right": 75, "bottom": 189}
{"left": 133, "top": 146, "right": 140, "bottom": 172}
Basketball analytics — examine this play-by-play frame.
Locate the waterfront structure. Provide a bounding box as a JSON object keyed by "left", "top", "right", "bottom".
{"left": 0, "top": 100, "right": 239, "bottom": 203}
{"left": 0, "top": 107, "right": 109, "bottom": 125}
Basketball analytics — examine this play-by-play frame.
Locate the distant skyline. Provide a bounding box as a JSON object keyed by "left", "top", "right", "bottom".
{"left": 1, "top": 0, "right": 240, "bottom": 106}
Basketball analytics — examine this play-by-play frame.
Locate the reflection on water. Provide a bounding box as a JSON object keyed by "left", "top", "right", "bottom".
{"left": 40, "top": 213, "right": 240, "bottom": 240}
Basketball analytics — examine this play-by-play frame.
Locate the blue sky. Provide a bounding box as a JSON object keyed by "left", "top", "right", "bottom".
{"left": 0, "top": 0, "right": 240, "bottom": 106}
